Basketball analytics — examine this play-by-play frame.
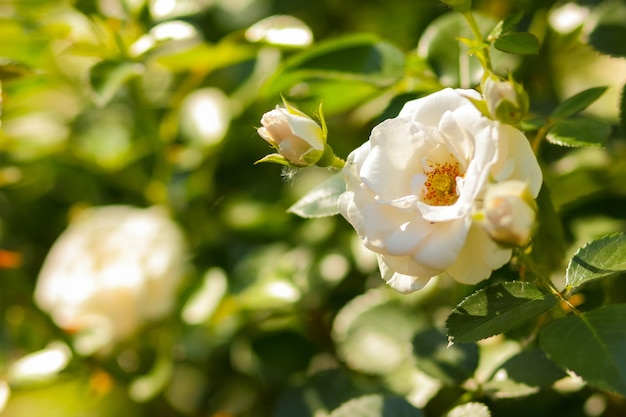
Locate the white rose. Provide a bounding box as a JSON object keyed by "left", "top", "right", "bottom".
{"left": 34, "top": 205, "right": 188, "bottom": 354}
{"left": 257, "top": 103, "right": 325, "bottom": 166}
{"left": 338, "top": 88, "right": 542, "bottom": 293}
{"left": 481, "top": 180, "right": 537, "bottom": 247}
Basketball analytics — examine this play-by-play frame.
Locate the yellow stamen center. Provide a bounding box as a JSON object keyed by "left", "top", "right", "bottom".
{"left": 422, "top": 162, "right": 462, "bottom": 206}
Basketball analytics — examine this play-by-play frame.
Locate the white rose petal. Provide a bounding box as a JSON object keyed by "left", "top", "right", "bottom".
{"left": 339, "top": 88, "right": 542, "bottom": 292}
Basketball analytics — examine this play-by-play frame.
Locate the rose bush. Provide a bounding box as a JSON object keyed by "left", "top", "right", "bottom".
{"left": 34, "top": 205, "right": 188, "bottom": 354}
{"left": 338, "top": 88, "right": 542, "bottom": 293}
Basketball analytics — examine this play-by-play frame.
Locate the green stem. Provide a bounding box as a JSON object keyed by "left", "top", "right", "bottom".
{"left": 330, "top": 155, "right": 346, "bottom": 169}
{"left": 544, "top": 279, "right": 581, "bottom": 315}
{"left": 531, "top": 121, "right": 553, "bottom": 155}
{"left": 463, "top": 11, "right": 483, "bottom": 42}
{"left": 461, "top": 11, "right": 493, "bottom": 73}
{"left": 316, "top": 145, "right": 346, "bottom": 169}
{"left": 516, "top": 250, "right": 582, "bottom": 316}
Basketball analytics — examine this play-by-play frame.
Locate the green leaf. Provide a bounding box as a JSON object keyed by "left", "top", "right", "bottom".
{"left": 0, "top": 58, "right": 34, "bottom": 81}
{"left": 546, "top": 118, "right": 611, "bottom": 148}
{"left": 587, "top": 1, "right": 626, "bottom": 58}
{"left": 446, "top": 282, "right": 557, "bottom": 344}
{"left": 488, "top": 348, "right": 567, "bottom": 390}
{"left": 128, "top": 356, "right": 172, "bottom": 402}
{"left": 156, "top": 42, "right": 256, "bottom": 74}
{"left": 527, "top": 185, "right": 566, "bottom": 271}
{"left": 275, "top": 369, "right": 374, "bottom": 417}
{"left": 412, "top": 328, "right": 478, "bottom": 385}
{"left": 265, "top": 34, "right": 405, "bottom": 92}
{"left": 590, "top": 25, "right": 626, "bottom": 58}
{"left": 488, "top": 12, "right": 524, "bottom": 40}
{"left": 288, "top": 173, "right": 345, "bottom": 218}
{"left": 566, "top": 233, "right": 626, "bottom": 290}
{"left": 89, "top": 59, "right": 143, "bottom": 106}
{"left": 519, "top": 116, "right": 547, "bottom": 132}
{"left": 446, "top": 402, "right": 491, "bottom": 417}
{"left": 540, "top": 304, "right": 626, "bottom": 395}
{"left": 332, "top": 289, "right": 426, "bottom": 374}
{"left": 550, "top": 86, "right": 608, "bottom": 119}
{"left": 254, "top": 153, "right": 292, "bottom": 167}
{"left": 494, "top": 32, "right": 540, "bottom": 55}
{"left": 329, "top": 394, "right": 423, "bottom": 417}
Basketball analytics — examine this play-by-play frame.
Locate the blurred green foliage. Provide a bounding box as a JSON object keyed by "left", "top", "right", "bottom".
{"left": 1, "top": 0, "right": 626, "bottom": 416}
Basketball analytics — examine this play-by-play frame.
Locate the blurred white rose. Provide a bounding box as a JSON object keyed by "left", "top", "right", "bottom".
{"left": 338, "top": 88, "right": 542, "bottom": 293}
{"left": 34, "top": 205, "right": 188, "bottom": 354}
{"left": 481, "top": 180, "right": 537, "bottom": 247}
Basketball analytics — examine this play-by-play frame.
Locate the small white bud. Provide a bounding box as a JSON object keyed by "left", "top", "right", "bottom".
{"left": 256, "top": 100, "right": 326, "bottom": 167}
{"left": 482, "top": 180, "right": 537, "bottom": 247}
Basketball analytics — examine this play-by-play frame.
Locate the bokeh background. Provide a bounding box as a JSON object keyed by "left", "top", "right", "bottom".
{"left": 1, "top": 0, "right": 626, "bottom": 416}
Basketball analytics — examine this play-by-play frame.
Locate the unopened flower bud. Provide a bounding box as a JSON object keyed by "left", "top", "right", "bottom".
{"left": 482, "top": 75, "right": 529, "bottom": 125}
{"left": 256, "top": 99, "right": 326, "bottom": 167}
{"left": 481, "top": 180, "right": 537, "bottom": 247}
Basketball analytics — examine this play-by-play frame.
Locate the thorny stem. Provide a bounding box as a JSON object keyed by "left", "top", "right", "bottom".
{"left": 461, "top": 11, "right": 493, "bottom": 73}
{"left": 463, "top": 11, "right": 484, "bottom": 43}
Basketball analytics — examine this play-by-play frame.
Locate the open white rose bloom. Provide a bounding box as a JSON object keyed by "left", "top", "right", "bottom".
{"left": 338, "top": 88, "right": 542, "bottom": 293}
{"left": 34, "top": 205, "right": 188, "bottom": 354}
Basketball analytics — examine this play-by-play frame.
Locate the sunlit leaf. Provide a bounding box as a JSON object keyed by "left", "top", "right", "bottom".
{"left": 89, "top": 59, "right": 143, "bottom": 106}
{"left": 2, "top": 375, "right": 140, "bottom": 416}
{"left": 265, "top": 33, "right": 405, "bottom": 93}
{"left": 128, "top": 356, "right": 173, "bottom": 403}
{"left": 332, "top": 289, "right": 426, "bottom": 374}
{"left": 294, "top": 78, "right": 382, "bottom": 115}
{"left": 412, "top": 328, "right": 478, "bottom": 385}
{"left": 446, "top": 402, "right": 491, "bottom": 417}
{"left": 155, "top": 42, "right": 256, "bottom": 74}
{"left": 288, "top": 173, "right": 345, "bottom": 218}
{"left": 540, "top": 304, "right": 626, "bottom": 395}
{"left": 493, "top": 32, "right": 540, "bottom": 55}
{"left": 488, "top": 12, "right": 524, "bottom": 40}
{"left": 329, "top": 394, "right": 423, "bottom": 417}
{"left": 550, "top": 86, "right": 608, "bottom": 119}
{"left": 446, "top": 282, "right": 557, "bottom": 344}
{"left": 245, "top": 15, "right": 313, "bottom": 48}
{"left": 547, "top": 118, "right": 611, "bottom": 148}
{"left": 566, "top": 233, "right": 626, "bottom": 290}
